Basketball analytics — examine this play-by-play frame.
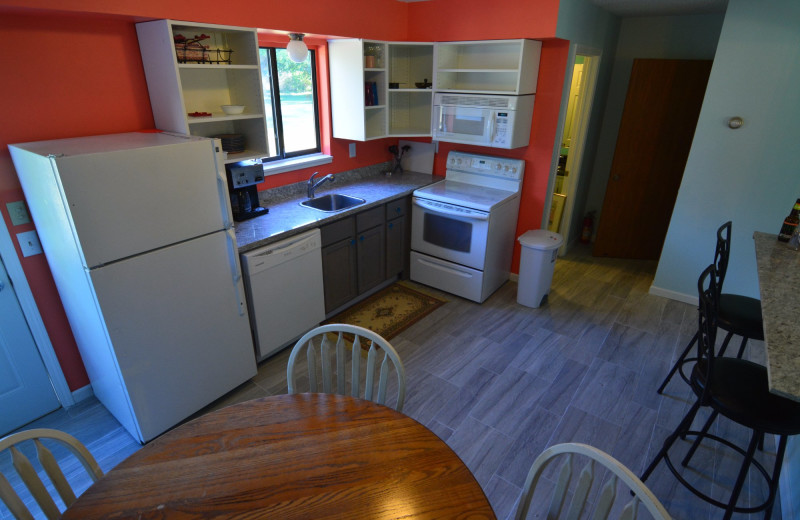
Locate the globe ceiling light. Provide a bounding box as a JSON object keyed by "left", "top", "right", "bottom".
{"left": 287, "top": 33, "right": 308, "bottom": 63}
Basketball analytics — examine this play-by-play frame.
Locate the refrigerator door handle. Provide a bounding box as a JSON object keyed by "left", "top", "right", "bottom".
{"left": 225, "top": 229, "right": 246, "bottom": 316}
{"left": 215, "top": 154, "right": 233, "bottom": 229}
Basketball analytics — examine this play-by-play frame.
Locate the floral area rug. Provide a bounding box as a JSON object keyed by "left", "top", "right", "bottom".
{"left": 324, "top": 282, "right": 446, "bottom": 341}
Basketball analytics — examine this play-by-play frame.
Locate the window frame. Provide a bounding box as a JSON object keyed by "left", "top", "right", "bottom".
{"left": 259, "top": 46, "right": 322, "bottom": 163}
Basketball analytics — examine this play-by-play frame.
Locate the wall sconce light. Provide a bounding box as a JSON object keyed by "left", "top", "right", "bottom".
{"left": 287, "top": 33, "right": 308, "bottom": 63}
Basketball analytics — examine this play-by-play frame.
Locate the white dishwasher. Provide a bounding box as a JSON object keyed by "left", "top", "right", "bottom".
{"left": 241, "top": 228, "right": 325, "bottom": 361}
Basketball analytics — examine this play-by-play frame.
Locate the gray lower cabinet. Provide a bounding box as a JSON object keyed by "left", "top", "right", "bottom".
{"left": 321, "top": 205, "right": 386, "bottom": 314}
{"left": 385, "top": 198, "right": 408, "bottom": 278}
{"left": 320, "top": 197, "right": 409, "bottom": 315}
{"left": 321, "top": 217, "right": 358, "bottom": 313}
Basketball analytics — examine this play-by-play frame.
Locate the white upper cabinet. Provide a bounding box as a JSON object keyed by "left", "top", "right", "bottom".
{"left": 329, "top": 39, "right": 434, "bottom": 141}
{"left": 434, "top": 39, "right": 542, "bottom": 95}
{"left": 329, "top": 39, "right": 387, "bottom": 141}
{"left": 136, "top": 20, "right": 270, "bottom": 163}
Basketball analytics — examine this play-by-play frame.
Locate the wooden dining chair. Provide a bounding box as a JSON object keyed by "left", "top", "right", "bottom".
{"left": 0, "top": 428, "right": 104, "bottom": 520}
{"left": 514, "top": 443, "right": 671, "bottom": 520}
{"left": 287, "top": 323, "right": 406, "bottom": 411}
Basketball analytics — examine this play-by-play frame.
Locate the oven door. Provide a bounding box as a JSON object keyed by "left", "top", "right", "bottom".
{"left": 411, "top": 197, "right": 490, "bottom": 270}
{"left": 431, "top": 104, "right": 494, "bottom": 146}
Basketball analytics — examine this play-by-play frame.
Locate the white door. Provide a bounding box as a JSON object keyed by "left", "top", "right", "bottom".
{"left": 0, "top": 258, "right": 60, "bottom": 436}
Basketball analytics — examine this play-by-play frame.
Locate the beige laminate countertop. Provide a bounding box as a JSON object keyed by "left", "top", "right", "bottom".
{"left": 753, "top": 231, "right": 800, "bottom": 402}
{"left": 234, "top": 170, "right": 439, "bottom": 254}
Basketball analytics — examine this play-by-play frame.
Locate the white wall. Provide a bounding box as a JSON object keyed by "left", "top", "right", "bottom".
{"left": 584, "top": 13, "right": 725, "bottom": 239}
{"left": 652, "top": 0, "right": 800, "bottom": 300}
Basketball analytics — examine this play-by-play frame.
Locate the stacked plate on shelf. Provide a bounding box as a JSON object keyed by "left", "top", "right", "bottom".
{"left": 216, "top": 134, "right": 245, "bottom": 154}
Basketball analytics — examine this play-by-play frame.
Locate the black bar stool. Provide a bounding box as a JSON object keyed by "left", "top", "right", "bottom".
{"left": 657, "top": 221, "right": 764, "bottom": 394}
{"left": 641, "top": 264, "right": 800, "bottom": 520}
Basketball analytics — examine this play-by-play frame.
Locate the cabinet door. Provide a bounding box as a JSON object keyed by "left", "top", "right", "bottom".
{"left": 322, "top": 237, "right": 358, "bottom": 313}
{"left": 386, "top": 215, "right": 406, "bottom": 278}
{"left": 329, "top": 39, "right": 388, "bottom": 141}
{"left": 357, "top": 225, "right": 386, "bottom": 294}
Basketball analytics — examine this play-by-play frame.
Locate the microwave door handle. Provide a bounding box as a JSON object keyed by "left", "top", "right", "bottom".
{"left": 487, "top": 112, "right": 496, "bottom": 144}
{"left": 413, "top": 198, "right": 490, "bottom": 221}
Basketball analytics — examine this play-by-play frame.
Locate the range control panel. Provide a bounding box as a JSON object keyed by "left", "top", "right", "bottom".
{"left": 446, "top": 151, "right": 524, "bottom": 181}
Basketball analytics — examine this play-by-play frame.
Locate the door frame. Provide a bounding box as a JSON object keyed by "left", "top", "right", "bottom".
{"left": 542, "top": 44, "right": 602, "bottom": 254}
{"left": 0, "top": 216, "right": 73, "bottom": 407}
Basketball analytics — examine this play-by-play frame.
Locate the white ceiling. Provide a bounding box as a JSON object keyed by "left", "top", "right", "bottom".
{"left": 396, "top": 0, "right": 729, "bottom": 17}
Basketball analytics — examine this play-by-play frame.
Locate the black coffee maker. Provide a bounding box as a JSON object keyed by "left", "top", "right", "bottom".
{"left": 226, "top": 160, "right": 268, "bottom": 221}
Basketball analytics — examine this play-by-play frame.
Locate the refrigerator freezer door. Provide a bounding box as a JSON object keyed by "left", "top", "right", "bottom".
{"left": 51, "top": 135, "right": 229, "bottom": 267}
{"left": 88, "top": 230, "right": 255, "bottom": 442}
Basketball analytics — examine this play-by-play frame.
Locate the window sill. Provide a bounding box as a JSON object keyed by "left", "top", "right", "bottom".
{"left": 262, "top": 154, "right": 333, "bottom": 176}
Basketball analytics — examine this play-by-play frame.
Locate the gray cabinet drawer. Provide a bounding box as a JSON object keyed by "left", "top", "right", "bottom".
{"left": 321, "top": 217, "right": 354, "bottom": 247}
{"left": 356, "top": 206, "right": 385, "bottom": 232}
{"left": 385, "top": 198, "right": 406, "bottom": 219}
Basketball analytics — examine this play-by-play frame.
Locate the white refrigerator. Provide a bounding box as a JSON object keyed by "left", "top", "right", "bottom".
{"left": 9, "top": 132, "right": 257, "bottom": 443}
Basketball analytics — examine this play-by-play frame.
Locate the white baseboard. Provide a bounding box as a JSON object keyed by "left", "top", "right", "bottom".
{"left": 648, "top": 285, "right": 697, "bottom": 306}
{"left": 70, "top": 384, "right": 94, "bottom": 405}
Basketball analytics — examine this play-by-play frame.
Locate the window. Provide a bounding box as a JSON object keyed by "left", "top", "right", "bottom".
{"left": 259, "top": 47, "right": 321, "bottom": 161}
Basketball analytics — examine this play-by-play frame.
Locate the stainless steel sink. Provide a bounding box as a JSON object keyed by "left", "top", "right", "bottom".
{"left": 300, "top": 193, "right": 366, "bottom": 212}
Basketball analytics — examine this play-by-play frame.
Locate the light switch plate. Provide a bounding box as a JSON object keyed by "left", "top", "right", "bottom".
{"left": 6, "top": 201, "right": 31, "bottom": 226}
{"left": 17, "top": 230, "right": 43, "bottom": 257}
{"left": 349, "top": 143, "right": 356, "bottom": 158}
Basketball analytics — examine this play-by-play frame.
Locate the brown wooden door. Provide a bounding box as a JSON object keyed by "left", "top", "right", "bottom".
{"left": 593, "top": 59, "right": 712, "bottom": 259}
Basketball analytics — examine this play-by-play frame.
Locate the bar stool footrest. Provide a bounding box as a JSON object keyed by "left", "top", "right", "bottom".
{"left": 662, "top": 429, "right": 774, "bottom": 515}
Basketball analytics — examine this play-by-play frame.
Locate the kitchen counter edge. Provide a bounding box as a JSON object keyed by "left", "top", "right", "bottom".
{"left": 234, "top": 171, "right": 439, "bottom": 253}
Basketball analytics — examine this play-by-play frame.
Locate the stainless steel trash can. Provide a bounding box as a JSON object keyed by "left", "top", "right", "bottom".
{"left": 517, "top": 230, "right": 564, "bottom": 308}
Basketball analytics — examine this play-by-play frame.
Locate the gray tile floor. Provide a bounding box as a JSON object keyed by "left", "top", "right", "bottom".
{"left": 3, "top": 245, "right": 780, "bottom": 519}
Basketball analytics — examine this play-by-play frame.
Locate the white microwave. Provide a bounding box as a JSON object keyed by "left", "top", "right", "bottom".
{"left": 432, "top": 93, "right": 535, "bottom": 149}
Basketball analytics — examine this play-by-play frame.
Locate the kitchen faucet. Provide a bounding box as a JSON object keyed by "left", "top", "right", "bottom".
{"left": 307, "top": 172, "right": 335, "bottom": 199}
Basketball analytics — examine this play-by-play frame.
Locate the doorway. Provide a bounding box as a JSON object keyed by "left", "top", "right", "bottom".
{"left": 0, "top": 257, "right": 60, "bottom": 435}
{"left": 0, "top": 213, "right": 72, "bottom": 434}
{"left": 546, "top": 46, "right": 601, "bottom": 254}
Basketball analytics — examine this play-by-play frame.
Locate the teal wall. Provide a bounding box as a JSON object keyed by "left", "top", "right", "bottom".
{"left": 584, "top": 13, "right": 725, "bottom": 239}
{"left": 652, "top": 0, "right": 800, "bottom": 302}
{"left": 552, "top": 0, "right": 619, "bottom": 243}
{"left": 650, "top": 3, "right": 800, "bottom": 515}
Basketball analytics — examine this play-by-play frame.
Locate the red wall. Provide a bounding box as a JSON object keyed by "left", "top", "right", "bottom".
{"left": 407, "top": 0, "right": 567, "bottom": 273}
{"left": 0, "top": 0, "right": 567, "bottom": 391}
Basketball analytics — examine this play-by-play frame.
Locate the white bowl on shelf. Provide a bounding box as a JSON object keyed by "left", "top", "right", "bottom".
{"left": 221, "top": 105, "right": 245, "bottom": 115}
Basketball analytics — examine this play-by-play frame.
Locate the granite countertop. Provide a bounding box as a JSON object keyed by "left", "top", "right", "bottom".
{"left": 753, "top": 231, "right": 800, "bottom": 402}
{"left": 234, "top": 169, "right": 439, "bottom": 253}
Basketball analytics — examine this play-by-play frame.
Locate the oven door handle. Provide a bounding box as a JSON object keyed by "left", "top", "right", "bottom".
{"left": 413, "top": 198, "right": 490, "bottom": 221}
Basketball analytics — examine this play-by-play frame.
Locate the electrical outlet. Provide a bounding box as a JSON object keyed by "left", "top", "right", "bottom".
{"left": 349, "top": 143, "right": 356, "bottom": 158}
{"left": 17, "top": 230, "right": 43, "bottom": 257}
{"left": 6, "top": 201, "right": 31, "bottom": 226}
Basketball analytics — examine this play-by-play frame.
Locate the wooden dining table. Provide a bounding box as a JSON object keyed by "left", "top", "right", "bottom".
{"left": 62, "top": 393, "right": 496, "bottom": 519}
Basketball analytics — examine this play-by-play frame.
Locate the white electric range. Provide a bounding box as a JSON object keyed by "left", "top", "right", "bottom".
{"left": 410, "top": 151, "right": 525, "bottom": 302}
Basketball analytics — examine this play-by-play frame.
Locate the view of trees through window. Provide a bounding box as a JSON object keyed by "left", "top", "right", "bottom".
{"left": 259, "top": 48, "right": 320, "bottom": 160}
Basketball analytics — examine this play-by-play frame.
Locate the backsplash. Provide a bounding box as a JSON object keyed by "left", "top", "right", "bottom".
{"left": 258, "top": 161, "right": 393, "bottom": 206}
